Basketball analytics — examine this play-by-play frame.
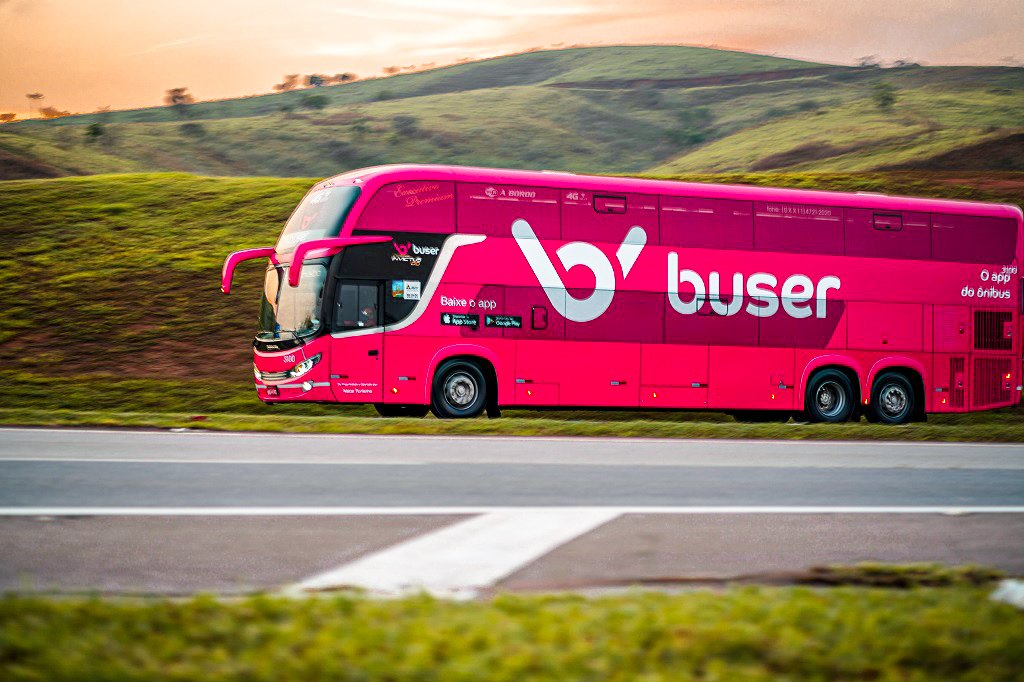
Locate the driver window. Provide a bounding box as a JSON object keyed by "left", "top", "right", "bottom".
{"left": 334, "top": 282, "right": 379, "bottom": 330}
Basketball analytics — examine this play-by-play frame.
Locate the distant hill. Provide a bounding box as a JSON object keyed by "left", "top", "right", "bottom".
{"left": 1, "top": 45, "right": 1022, "bottom": 179}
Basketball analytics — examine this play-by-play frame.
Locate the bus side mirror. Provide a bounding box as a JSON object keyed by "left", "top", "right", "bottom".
{"left": 221, "top": 247, "right": 276, "bottom": 294}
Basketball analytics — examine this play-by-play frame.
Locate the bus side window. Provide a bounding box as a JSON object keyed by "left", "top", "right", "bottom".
{"left": 334, "top": 282, "right": 380, "bottom": 330}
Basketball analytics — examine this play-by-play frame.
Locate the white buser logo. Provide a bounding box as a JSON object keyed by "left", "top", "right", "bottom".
{"left": 668, "top": 253, "right": 840, "bottom": 319}
{"left": 512, "top": 217, "right": 841, "bottom": 322}
{"left": 512, "top": 218, "right": 646, "bottom": 323}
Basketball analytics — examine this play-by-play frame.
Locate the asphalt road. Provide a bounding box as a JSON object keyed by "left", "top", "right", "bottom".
{"left": 1, "top": 427, "right": 1022, "bottom": 594}
{"left": 2, "top": 427, "right": 1023, "bottom": 508}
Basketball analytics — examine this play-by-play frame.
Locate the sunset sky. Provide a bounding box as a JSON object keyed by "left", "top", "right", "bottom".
{"left": 1, "top": 0, "right": 1021, "bottom": 116}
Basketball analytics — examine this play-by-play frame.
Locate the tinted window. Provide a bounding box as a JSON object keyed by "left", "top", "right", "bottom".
{"left": 844, "top": 209, "right": 930, "bottom": 260}
{"left": 276, "top": 186, "right": 360, "bottom": 252}
{"left": 754, "top": 202, "right": 843, "bottom": 255}
{"left": 457, "top": 183, "right": 560, "bottom": 238}
{"left": 661, "top": 197, "right": 752, "bottom": 250}
{"left": 334, "top": 282, "right": 379, "bottom": 330}
{"left": 341, "top": 231, "right": 446, "bottom": 280}
{"left": 931, "top": 214, "right": 1017, "bottom": 264}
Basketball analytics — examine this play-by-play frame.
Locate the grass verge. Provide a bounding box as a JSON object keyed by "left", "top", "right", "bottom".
{"left": 2, "top": 588, "right": 1022, "bottom": 680}
{"left": 4, "top": 408, "right": 1024, "bottom": 441}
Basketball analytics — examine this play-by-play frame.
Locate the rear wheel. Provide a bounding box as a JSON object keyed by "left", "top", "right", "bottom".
{"left": 430, "top": 360, "right": 487, "bottom": 419}
{"left": 803, "top": 369, "right": 855, "bottom": 423}
{"left": 374, "top": 404, "right": 429, "bottom": 418}
{"left": 869, "top": 372, "right": 915, "bottom": 425}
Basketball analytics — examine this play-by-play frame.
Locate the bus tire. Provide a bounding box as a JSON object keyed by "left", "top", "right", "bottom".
{"left": 431, "top": 359, "right": 487, "bottom": 419}
{"left": 869, "top": 372, "right": 915, "bottom": 425}
{"left": 374, "top": 404, "right": 429, "bottom": 418}
{"left": 803, "top": 369, "right": 854, "bottom": 423}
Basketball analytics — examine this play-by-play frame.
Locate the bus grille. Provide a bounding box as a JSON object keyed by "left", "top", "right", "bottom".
{"left": 974, "top": 311, "right": 1012, "bottom": 351}
{"left": 259, "top": 370, "right": 290, "bottom": 382}
{"left": 949, "top": 357, "right": 966, "bottom": 408}
{"left": 972, "top": 357, "right": 1012, "bottom": 408}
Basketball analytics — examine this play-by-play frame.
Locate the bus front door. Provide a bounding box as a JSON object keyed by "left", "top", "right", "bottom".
{"left": 329, "top": 280, "right": 384, "bottom": 403}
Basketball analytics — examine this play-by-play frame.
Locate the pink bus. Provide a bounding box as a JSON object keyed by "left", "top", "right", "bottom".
{"left": 222, "top": 164, "right": 1023, "bottom": 424}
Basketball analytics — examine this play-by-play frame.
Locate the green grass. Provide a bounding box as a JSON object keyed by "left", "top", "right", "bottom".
{"left": 1, "top": 46, "right": 1021, "bottom": 178}
{"left": 651, "top": 83, "right": 1024, "bottom": 173}
{"left": 4, "top": 406, "right": 1024, "bottom": 441}
{"left": 2, "top": 588, "right": 1022, "bottom": 680}
{"left": 801, "top": 563, "right": 1005, "bottom": 588}
{"left": 1, "top": 172, "right": 1022, "bottom": 439}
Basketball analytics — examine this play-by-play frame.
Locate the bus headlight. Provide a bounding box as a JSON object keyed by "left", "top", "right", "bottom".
{"left": 254, "top": 364, "right": 262, "bottom": 380}
{"left": 288, "top": 354, "right": 321, "bottom": 379}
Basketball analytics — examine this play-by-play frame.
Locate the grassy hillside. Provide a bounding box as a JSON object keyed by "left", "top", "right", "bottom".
{"left": 1, "top": 46, "right": 1021, "bottom": 179}
{"left": 1, "top": 171, "right": 1023, "bottom": 438}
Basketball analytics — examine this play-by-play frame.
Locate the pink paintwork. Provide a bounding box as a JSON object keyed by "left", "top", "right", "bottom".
{"left": 220, "top": 246, "right": 275, "bottom": 293}
{"left": 231, "top": 164, "right": 1024, "bottom": 417}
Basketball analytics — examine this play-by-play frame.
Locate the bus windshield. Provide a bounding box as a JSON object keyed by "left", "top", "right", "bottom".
{"left": 276, "top": 185, "right": 361, "bottom": 253}
{"left": 257, "top": 265, "right": 327, "bottom": 341}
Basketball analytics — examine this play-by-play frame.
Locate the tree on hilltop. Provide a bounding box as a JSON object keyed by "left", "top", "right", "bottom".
{"left": 25, "top": 92, "right": 44, "bottom": 116}
{"left": 164, "top": 87, "right": 196, "bottom": 119}
{"left": 39, "top": 106, "right": 72, "bottom": 119}
{"left": 273, "top": 75, "right": 300, "bottom": 92}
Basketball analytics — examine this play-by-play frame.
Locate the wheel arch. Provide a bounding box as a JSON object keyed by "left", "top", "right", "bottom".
{"left": 798, "top": 356, "right": 864, "bottom": 411}
{"left": 424, "top": 345, "right": 500, "bottom": 409}
{"left": 867, "top": 358, "right": 928, "bottom": 419}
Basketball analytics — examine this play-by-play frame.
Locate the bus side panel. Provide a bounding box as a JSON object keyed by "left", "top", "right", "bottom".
{"left": 640, "top": 344, "right": 709, "bottom": 409}
{"left": 847, "top": 302, "right": 924, "bottom": 352}
{"left": 555, "top": 342, "right": 640, "bottom": 408}
{"left": 382, "top": 334, "right": 515, "bottom": 406}
{"left": 514, "top": 340, "right": 564, "bottom": 406}
{"left": 931, "top": 353, "right": 969, "bottom": 412}
{"left": 709, "top": 346, "right": 796, "bottom": 410}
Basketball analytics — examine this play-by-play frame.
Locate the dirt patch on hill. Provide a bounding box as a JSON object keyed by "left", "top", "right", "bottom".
{"left": 546, "top": 66, "right": 849, "bottom": 91}
{"left": 750, "top": 142, "right": 851, "bottom": 171}
{"left": 885, "top": 133, "right": 1024, "bottom": 172}
{"left": 0, "top": 149, "right": 66, "bottom": 180}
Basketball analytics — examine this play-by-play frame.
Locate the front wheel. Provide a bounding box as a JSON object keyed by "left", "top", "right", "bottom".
{"left": 869, "top": 372, "right": 915, "bottom": 425}
{"left": 803, "top": 369, "right": 855, "bottom": 423}
{"left": 374, "top": 404, "right": 429, "bottom": 418}
{"left": 430, "top": 360, "right": 487, "bottom": 419}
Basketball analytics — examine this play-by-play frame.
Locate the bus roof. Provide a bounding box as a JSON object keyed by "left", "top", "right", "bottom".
{"left": 320, "top": 164, "right": 1023, "bottom": 221}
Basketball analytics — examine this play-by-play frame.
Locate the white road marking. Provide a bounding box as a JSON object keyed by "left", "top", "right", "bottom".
{"left": 2, "top": 506, "right": 1023, "bottom": 516}
{"left": 288, "top": 508, "right": 621, "bottom": 598}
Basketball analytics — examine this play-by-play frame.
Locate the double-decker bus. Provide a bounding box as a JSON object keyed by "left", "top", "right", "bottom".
{"left": 222, "top": 164, "right": 1023, "bottom": 424}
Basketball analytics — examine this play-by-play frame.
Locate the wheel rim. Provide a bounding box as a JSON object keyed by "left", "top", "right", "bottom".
{"left": 815, "top": 380, "right": 847, "bottom": 418}
{"left": 444, "top": 372, "right": 477, "bottom": 409}
{"left": 879, "top": 384, "right": 908, "bottom": 417}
